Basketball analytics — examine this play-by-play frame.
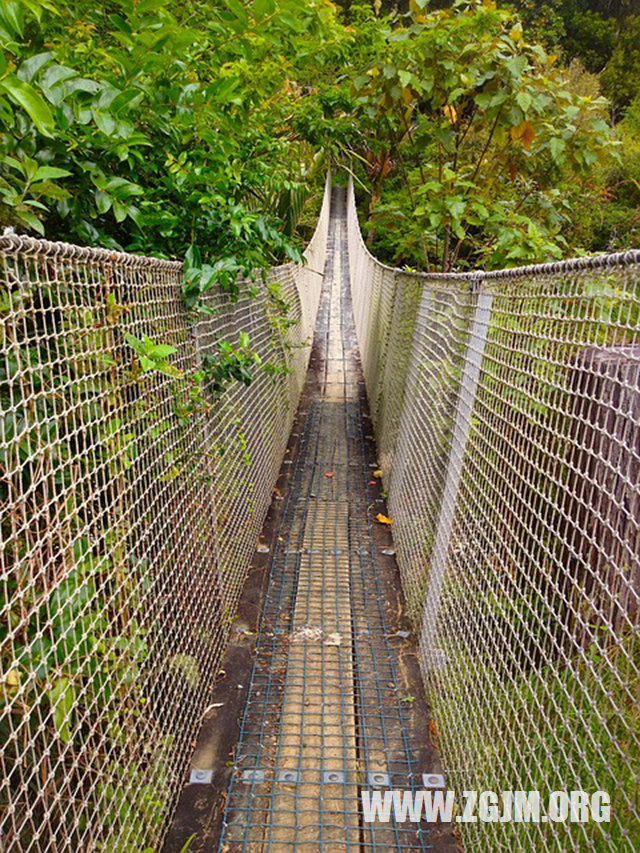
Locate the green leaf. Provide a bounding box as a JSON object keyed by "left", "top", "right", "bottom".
{"left": 179, "top": 835, "right": 197, "bottom": 853}
{"left": 549, "top": 137, "right": 566, "bottom": 164}
{"left": 18, "top": 52, "right": 54, "bottom": 83}
{"left": 0, "top": 1, "right": 25, "bottom": 37}
{"left": 21, "top": 0, "right": 59, "bottom": 19}
{"left": 17, "top": 209, "right": 45, "bottom": 234}
{"left": 40, "top": 64, "right": 77, "bottom": 92}
{"left": 139, "top": 354, "right": 155, "bottom": 371}
{"left": 137, "top": 0, "right": 170, "bottom": 12}
{"left": 95, "top": 190, "right": 111, "bottom": 214}
{"left": 124, "top": 332, "right": 143, "bottom": 354}
{"left": 445, "top": 198, "right": 465, "bottom": 219}
{"left": 0, "top": 75, "right": 55, "bottom": 136}
{"left": 33, "top": 166, "right": 72, "bottom": 182}
{"left": 516, "top": 91, "right": 532, "bottom": 115}
{"left": 505, "top": 55, "right": 527, "bottom": 79}
{"left": 149, "top": 344, "right": 177, "bottom": 359}
{"left": 93, "top": 109, "right": 117, "bottom": 136}
{"left": 112, "top": 198, "right": 127, "bottom": 222}
{"left": 224, "top": 0, "right": 249, "bottom": 28}
{"left": 184, "top": 244, "right": 201, "bottom": 270}
{"left": 21, "top": 155, "right": 38, "bottom": 180}
{"left": 253, "top": 0, "right": 275, "bottom": 20}
{"left": 47, "top": 677, "right": 76, "bottom": 743}
{"left": 352, "top": 74, "right": 368, "bottom": 91}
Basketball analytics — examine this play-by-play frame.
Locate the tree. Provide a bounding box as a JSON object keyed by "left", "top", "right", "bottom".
{"left": 0, "top": 0, "right": 345, "bottom": 299}
{"left": 601, "top": 15, "right": 640, "bottom": 109}
{"left": 347, "top": 0, "right": 616, "bottom": 271}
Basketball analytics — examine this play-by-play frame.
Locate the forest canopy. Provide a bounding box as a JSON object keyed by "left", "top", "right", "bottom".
{"left": 1, "top": 0, "right": 638, "bottom": 279}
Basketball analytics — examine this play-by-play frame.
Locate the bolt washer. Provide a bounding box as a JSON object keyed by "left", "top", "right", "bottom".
{"left": 189, "top": 769, "right": 213, "bottom": 785}
{"left": 367, "top": 771, "right": 390, "bottom": 788}
{"left": 241, "top": 769, "right": 266, "bottom": 785}
{"left": 422, "top": 773, "right": 445, "bottom": 788}
{"left": 323, "top": 770, "right": 345, "bottom": 784}
{"left": 277, "top": 770, "right": 299, "bottom": 783}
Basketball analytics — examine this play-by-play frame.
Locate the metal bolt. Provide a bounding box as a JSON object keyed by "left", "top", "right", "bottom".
{"left": 242, "top": 769, "right": 266, "bottom": 785}
{"left": 422, "top": 773, "right": 445, "bottom": 789}
{"left": 277, "top": 770, "right": 299, "bottom": 783}
{"left": 323, "top": 771, "right": 345, "bottom": 784}
{"left": 189, "top": 769, "right": 213, "bottom": 785}
{"left": 367, "top": 771, "right": 390, "bottom": 788}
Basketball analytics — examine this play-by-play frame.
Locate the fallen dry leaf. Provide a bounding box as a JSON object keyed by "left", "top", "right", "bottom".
{"left": 376, "top": 513, "right": 393, "bottom": 526}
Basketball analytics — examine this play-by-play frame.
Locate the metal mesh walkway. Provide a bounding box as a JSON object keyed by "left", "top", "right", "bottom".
{"left": 217, "top": 188, "right": 457, "bottom": 852}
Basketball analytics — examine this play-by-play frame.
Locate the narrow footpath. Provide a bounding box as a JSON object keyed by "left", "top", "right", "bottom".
{"left": 167, "top": 186, "right": 458, "bottom": 853}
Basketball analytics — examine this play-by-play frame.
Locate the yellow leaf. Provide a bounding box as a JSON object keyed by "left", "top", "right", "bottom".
{"left": 404, "top": 104, "right": 413, "bottom": 127}
{"left": 443, "top": 104, "right": 457, "bottom": 124}
{"left": 509, "top": 23, "right": 523, "bottom": 42}
{"left": 409, "top": 0, "right": 427, "bottom": 21}
{"left": 511, "top": 120, "right": 535, "bottom": 149}
{"left": 373, "top": 469, "right": 383, "bottom": 478}
{"left": 376, "top": 513, "right": 393, "bottom": 526}
{"left": 521, "top": 122, "right": 536, "bottom": 149}
{"left": 4, "top": 669, "right": 20, "bottom": 689}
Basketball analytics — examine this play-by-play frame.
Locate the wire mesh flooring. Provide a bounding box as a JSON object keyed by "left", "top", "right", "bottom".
{"left": 216, "top": 188, "right": 457, "bottom": 853}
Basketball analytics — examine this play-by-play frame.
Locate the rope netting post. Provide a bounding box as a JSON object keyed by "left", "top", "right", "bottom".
{"left": 419, "top": 285, "right": 493, "bottom": 670}
{"left": 0, "top": 175, "right": 330, "bottom": 852}
{"left": 347, "top": 176, "right": 640, "bottom": 852}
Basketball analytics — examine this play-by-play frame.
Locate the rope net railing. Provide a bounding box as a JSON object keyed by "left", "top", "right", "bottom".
{"left": 347, "top": 177, "right": 640, "bottom": 852}
{"left": 0, "top": 174, "right": 330, "bottom": 852}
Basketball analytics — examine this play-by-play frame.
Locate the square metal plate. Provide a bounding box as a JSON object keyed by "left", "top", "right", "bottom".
{"left": 189, "top": 769, "right": 213, "bottom": 785}
{"left": 322, "top": 770, "right": 345, "bottom": 784}
{"left": 367, "top": 771, "right": 390, "bottom": 788}
{"left": 277, "top": 770, "right": 299, "bottom": 783}
{"left": 241, "top": 769, "right": 266, "bottom": 785}
{"left": 422, "top": 773, "right": 446, "bottom": 789}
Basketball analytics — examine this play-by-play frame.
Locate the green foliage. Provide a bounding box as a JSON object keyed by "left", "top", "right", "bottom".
{"left": 1, "top": 0, "right": 638, "bottom": 847}
{"left": 502, "top": 630, "right": 639, "bottom": 851}
{"left": 0, "top": 0, "right": 341, "bottom": 280}
{"left": 200, "top": 333, "right": 262, "bottom": 397}
{"left": 2, "top": 0, "right": 632, "bottom": 279}
{"left": 346, "top": 0, "right": 617, "bottom": 270}
{"left": 563, "top": 94, "right": 640, "bottom": 252}
{"left": 125, "top": 333, "right": 181, "bottom": 377}
{"left": 505, "top": 0, "right": 567, "bottom": 48}
{"left": 560, "top": 5, "right": 616, "bottom": 72}
{"left": 601, "top": 15, "right": 640, "bottom": 110}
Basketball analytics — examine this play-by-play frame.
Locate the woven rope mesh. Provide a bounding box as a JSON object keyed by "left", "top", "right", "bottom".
{"left": 347, "top": 178, "right": 640, "bottom": 851}
{"left": 0, "top": 175, "right": 330, "bottom": 852}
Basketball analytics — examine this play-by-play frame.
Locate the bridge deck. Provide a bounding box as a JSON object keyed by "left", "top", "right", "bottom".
{"left": 203, "top": 188, "right": 457, "bottom": 852}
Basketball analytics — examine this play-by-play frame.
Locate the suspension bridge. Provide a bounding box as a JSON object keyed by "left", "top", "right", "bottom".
{"left": 1, "top": 176, "right": 639, "bottom": 853}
